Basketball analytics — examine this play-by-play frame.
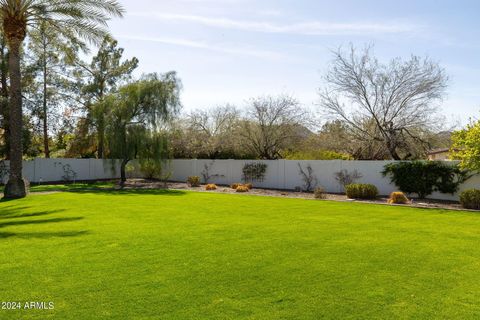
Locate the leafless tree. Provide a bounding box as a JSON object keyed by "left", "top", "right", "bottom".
{"left": 319, "top": 45, "right": 448, "bottom": 160}
{"left": 241, "top": 95, "right": 310, "bottom": 160}
{"left": 185, "top": 105, "right": 241, "bottom": 158}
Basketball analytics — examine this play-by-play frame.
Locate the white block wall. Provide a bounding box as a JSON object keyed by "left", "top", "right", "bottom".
{"left": 168, "top": 159, "right": 480, "bottom": 201}
{"left": 0, "top": 158, "right": 478, "bottom": 201}
{"left": 0, "top": 158, "right": 121, "bottom": 184}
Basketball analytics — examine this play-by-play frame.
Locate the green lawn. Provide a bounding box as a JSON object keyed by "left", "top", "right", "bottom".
{"left": 0, "top": 189, "right": 479, "bottom": 319}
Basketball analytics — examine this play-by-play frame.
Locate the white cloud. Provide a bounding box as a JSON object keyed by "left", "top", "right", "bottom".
{"left": 117, "top": 34, "right": 285, "bottom": 60}
{"left": 129, "top": 12, "right": 419, "bottom": 35}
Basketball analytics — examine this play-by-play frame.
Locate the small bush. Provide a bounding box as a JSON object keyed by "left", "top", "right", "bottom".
{"left": 244, "top": 183, "right": 253, "bottom": 190}
{"left": 388, "top": 192, "right": 410, "bottom": 204}
{"left": 460, "top": 189, "right": 480, "bottom": 210}
{"left": 346, "top": 184, "right": 378, "bottom": 199}
{"left": 236, "top": 185, "right": 249, "bottom": 193}
{"left": 231, "top": 183, "right": 241, "bottom": 189}
{"left": 205, "top": 184, "right": 217, "bottom": 191}
{"left": 314, "top": 187, "right": 326, "bottom": 199}
{"left": 187, "top": 176, "right": 201, "bottom": 187}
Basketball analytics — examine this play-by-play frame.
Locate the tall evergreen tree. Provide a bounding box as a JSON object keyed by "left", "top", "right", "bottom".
{"left": 77, "top": 36, "right": 138, "bottom": 159}
{"left": 26, "top": 22, "right": 82, "bottom": 158}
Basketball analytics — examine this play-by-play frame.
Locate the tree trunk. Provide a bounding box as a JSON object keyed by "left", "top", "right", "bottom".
{"left": 97, "top": 115, "right": 104, "bottom": 159}
{"left": 0, "top": 41, "right": 9, "bottom": 160}
{"left": 120, "top": 158, "right": 129, "bottom": 188}
{"left": 4, "top": 40, "right": 26, "bottom": 198}
{"left": 386, "top": 139, "right": 401, "bottom": 160}
{"left": 42, "top": 57, "right": 49, "bottom": 158}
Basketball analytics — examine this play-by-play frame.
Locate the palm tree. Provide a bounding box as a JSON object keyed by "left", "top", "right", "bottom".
{"left": 0, "top": 0, "right": 123, "bottom": 198}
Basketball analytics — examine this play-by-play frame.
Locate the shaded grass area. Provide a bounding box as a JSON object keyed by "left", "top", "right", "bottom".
{"left": 0, "top": 190, "right": 479, "bottom": 319}
{"left": 0, "top": 181, "right": 116, "bottom": 194}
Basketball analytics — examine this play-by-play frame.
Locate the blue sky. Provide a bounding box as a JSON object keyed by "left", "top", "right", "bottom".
{"left": 108, "top": 0, "right": 480, "bottom": 124}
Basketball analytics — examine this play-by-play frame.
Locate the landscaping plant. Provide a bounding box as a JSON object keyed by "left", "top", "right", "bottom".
{"left": 388, "top": 192, "right": 410, "bottom": 204}
{"left": 235, "top": 185, "right": 249, "bottom": 193}
{"left": 382, "top": 161, "right": 470, "bottom": 198}
{"left": 187, "top": 176, "right": 201, "bottom": 187}
{"left": 345, "top": 184, "right": 378, "bottom": 199}
{"left": 459, "top": 189, "right": 480, "bottom": 210}
{"left": 231, "top": 183, "right": 241, "bottom": 189}
{"left": 205, "top": 184, "right": 217, "bottom": 190}
{"left": 334, "top": 169, "right": 363, "bottom": 190}
{"left": 314, "top": 187, "right": 327, "bottom": 199}
{"left": 244, "top": 183, "right": 253, "bottom": 190}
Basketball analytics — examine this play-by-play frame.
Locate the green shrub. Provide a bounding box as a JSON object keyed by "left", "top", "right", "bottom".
{"left": 382, "top": 161, "right": 470, "bottom": 198}
{"left": 314, "top": 187, "right": 326, "bottom": 199}
{"left": 139, "top": 159, "right": 162, "bottom": 179}
{"left": 187, "top": 176, "right": 200, "bottom": 187}
{"left": 345, "top": 184, "right": 378, "bottom": 199}
{"left": 460, "top": 189, "right": 480, "bottom": 210}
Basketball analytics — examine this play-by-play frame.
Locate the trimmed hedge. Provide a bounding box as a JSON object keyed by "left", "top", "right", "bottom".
{"left": 346, "top": 184, "right": 378, "bottom": 199}
{"left": 460, "top": 189, "right": 480, "bottom": 210}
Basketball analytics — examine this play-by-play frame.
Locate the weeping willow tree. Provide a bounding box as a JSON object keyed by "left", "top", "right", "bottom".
{"left": 103, "top": 72, "right": 181, "bottom": 186}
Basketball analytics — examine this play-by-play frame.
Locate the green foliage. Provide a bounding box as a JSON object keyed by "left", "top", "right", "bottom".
{"left": 187, "top": 176, "right": 201, "bottom": 187}
{"left": 242, "top": 162, "right": 267, "bottom": 183}
{"left": 382, "top": 161, "right": 470, "bottom": 198}
{"left": 345, "top": 184, "right": 378, "bottom": 199}
{"left": 459, "top": 189, "right": 480, "bottom": 210}
{"left": 284, "top": 150, "right": 352, "bottom": 160}
{"left": 78, "top": 36, "right": 139, "bottom": 158}
{"left": 104, "top": 73, "right": 181, "bottom": 182}
{"left": 451, "top": 121, "right": 480, "bottom": 171}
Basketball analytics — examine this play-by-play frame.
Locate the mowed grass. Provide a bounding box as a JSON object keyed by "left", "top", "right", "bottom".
{"left": 0, "top": 190, "right": 480, "bottom": 319}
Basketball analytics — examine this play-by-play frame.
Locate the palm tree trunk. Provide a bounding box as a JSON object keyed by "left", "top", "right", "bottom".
{"left": 4, "top": 40, "right": 26, "bottom": 198}
{"left": 0, "top": 41, "right": 9, "bottom": 160}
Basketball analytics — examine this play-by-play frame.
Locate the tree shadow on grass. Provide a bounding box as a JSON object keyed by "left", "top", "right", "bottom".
{"left": 0, "top": 217, "right": 84, "bottom": 229}
{"left": 66, "top": 188, "right": 188, "bottom": 197}
{"left": 0, "top": 208, "right": 66, "bottom": 220}
{"left": 0, "top": 206, "right": 88, "bottom": 240}
{"left": 0, "top": 230, "right": 89, "bottom": 239}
